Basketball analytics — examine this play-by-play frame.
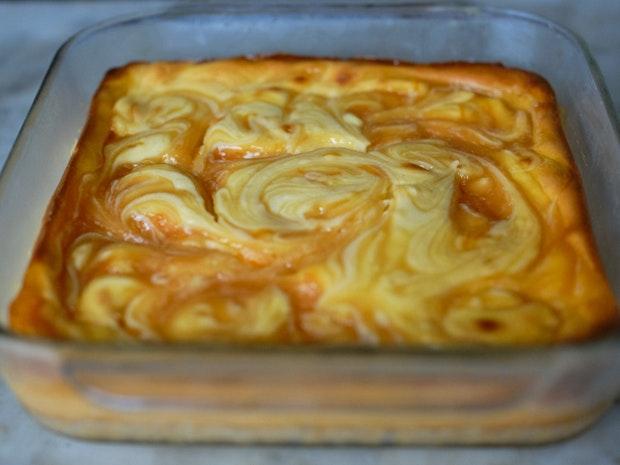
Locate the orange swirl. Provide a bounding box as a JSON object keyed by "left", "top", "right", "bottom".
{"left": 9, "top": 58, "right": 617, "bottom": 345}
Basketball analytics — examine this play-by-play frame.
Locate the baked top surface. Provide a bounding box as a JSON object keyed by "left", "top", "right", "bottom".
{"left": 9, "top": 57, "right": 617, "bottom": 345}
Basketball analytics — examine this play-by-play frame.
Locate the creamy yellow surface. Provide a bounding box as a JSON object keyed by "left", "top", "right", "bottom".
{"left": 10, "top": 58, "right": 617, "bottom": 344}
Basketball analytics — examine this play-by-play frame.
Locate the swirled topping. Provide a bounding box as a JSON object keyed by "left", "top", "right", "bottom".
{"left": 9, "top": 58, "right": 617, "bottom": 345}
{"left": 214, "top": 148, "right": 390, "bottom": 234}
{"left": 198, "top": 93, "right": 368, "bottom": 164}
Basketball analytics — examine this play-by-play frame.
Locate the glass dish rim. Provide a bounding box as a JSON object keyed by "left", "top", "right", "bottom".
{"left": 1, "top": 1, "right": 619, "bottom": 357}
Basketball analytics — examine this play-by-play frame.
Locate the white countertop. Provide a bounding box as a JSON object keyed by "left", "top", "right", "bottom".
{"left": 1, "top": 1, "right": 619, "bottom": 464}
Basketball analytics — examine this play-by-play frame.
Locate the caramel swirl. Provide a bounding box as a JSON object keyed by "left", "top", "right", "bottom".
{"left": 9, "top": 58, "right": 616, "bottom": 345}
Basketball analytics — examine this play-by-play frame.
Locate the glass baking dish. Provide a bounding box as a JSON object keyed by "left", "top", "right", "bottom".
{"left": 0, "top": 3, "right": 619, "bottom": 445}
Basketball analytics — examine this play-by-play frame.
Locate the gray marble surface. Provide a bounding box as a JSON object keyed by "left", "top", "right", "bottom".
{"left": 0, "top": 1, "right": 619, "bottom": 464}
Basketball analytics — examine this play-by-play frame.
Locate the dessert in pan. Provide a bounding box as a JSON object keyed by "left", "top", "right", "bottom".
{"left": 9, "top": 57, "right": 617, "bottom": 345}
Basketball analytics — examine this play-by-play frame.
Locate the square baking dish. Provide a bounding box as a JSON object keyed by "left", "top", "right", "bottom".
{"left": 0, "top": 3, "right": 619, "bottom": 445}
